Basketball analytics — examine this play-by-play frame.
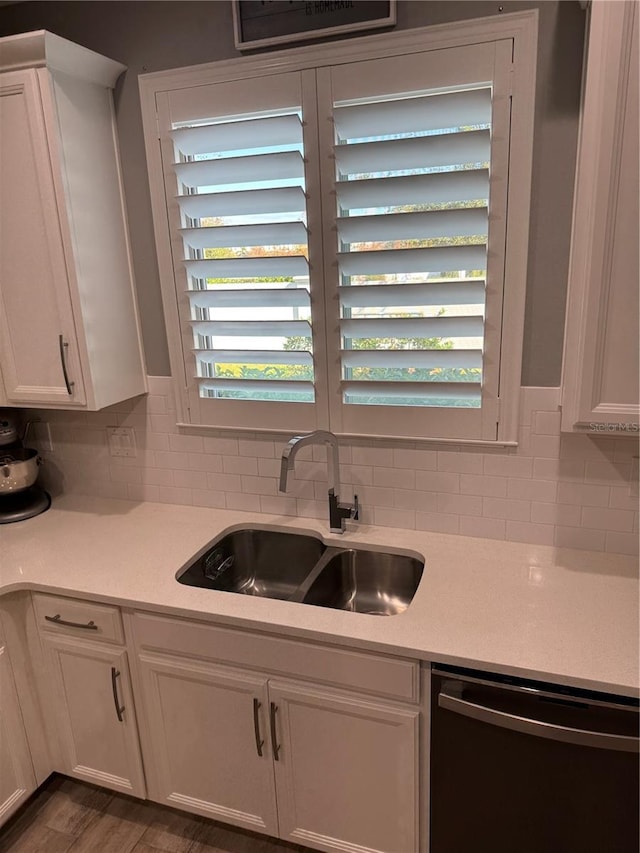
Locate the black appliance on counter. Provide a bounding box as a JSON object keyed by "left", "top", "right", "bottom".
{"left": 0, "top": 412, "right": 50, "bottom": 523}
{"left": 430, "top": 665, "right": 639, "bottom": 853}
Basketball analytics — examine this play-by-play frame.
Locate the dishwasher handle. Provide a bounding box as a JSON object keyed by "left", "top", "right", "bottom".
{"left": 438, "top": 690, "right": 639, "bottom": 754}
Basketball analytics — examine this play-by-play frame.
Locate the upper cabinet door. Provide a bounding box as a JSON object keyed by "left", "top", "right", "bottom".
{"left": 561, "top": 0, "right": 639, "bottom": 433}
{"left": 0, "top": 69, "right": 86, "bottom": 406}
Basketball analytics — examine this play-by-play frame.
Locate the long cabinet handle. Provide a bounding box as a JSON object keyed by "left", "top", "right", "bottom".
{"left": 439, "top": 691, "right": 639, "bottom": 753}
{"left": 269, "top": 702, "right": 280, "bottom": 761}
{"left": 111, "top": 667, "right": 125, "bottom": 722}
{"left": 58, "top": 334, "right": 75, "bottom": 395}
{"left": 253, "top": 698, "right": 264, "bottom": 757}
{"left": 45, "top": 614, "right": 98, "bottom": 631}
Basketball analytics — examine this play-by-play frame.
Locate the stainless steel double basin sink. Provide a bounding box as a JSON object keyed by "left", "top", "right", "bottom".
{"left": 176, "top": 528, "right": 424, "bottom": 616}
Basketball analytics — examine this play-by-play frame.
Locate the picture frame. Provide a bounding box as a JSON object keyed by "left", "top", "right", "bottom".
{"left": 232, "top": 1, "right": 396, "bottom": 52}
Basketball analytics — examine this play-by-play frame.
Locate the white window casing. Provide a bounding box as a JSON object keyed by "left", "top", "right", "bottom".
{"left": 140, "top": 11, "right": 537, "bottom": 444}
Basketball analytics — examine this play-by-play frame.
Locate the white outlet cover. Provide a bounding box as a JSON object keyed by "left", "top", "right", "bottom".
{"left": 107, "top": 426, "right": 137, "bottom": 458}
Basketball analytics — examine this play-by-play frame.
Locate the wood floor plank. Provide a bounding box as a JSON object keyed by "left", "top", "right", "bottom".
{"left": 0, "top": 778, "right": 312, "bottom": 853}
{"left": 138, "top": 804, "right": 204, "bottom": 853}
{"left": 38, "top": 777, "right": 114, "bottom": 838}
{"left": 65, "top": 793, "right": 150, "bottom": 853}
{"left": 0, "top": 822, "right": 75, "bottom": 853}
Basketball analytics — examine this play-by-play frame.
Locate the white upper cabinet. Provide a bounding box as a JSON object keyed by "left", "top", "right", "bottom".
{"left": 0, "top": 31, "right": 146, "bottom": 410}
{"left": 561, "top": 1, "right": 639, "bottom": 434}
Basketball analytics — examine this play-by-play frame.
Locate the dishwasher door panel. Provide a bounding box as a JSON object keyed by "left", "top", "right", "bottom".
{"left": 430, "top": 673, "right": 639, "bottom": 853}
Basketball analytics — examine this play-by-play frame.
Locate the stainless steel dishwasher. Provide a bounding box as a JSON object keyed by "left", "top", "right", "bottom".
{"left": 430, "top": 665, "right": 639, "bottom": 853}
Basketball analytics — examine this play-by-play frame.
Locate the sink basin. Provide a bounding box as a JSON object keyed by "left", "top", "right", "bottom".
{"left": 177, "top": 527, "right": 423, "bottom": 615}
{"left": 300, "top": 549, "right": 423, "bottom": 615}
{"left": 176, "top": 528, "right": 325, "bottom": 600}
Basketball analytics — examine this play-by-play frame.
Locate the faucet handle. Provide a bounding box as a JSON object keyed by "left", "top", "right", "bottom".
{"left": 350, "top": 494, "right": 359, "bottom": 521}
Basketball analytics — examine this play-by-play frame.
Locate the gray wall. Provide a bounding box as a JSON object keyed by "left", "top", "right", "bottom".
{"left": 0, "top": 1, "right": 585, "bottom": 384}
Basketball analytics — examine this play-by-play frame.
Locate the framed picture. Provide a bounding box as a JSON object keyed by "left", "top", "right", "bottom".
{"left": 232, "top": 1, "right": 396, "bottom": 51}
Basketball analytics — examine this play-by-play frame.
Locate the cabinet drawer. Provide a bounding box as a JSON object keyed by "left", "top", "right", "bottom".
{"left": 33, "top": 594, "right": 123, "bottom": 644}
{"left": 131, "top": 611, "right": 419, "bottom": 704}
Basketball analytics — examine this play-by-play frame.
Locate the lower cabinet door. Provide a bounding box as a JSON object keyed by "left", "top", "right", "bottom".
{"left": 43, "top": 636, "right": 145, "bottom": 797}
{"left": 136, "top": 653, "right": 279, "bottom": 837}
{"left": 0, "top": 645, "right": 36, "bottom": 826}
{"left": 270, "top": 680, "right": 419, "bottom": 853}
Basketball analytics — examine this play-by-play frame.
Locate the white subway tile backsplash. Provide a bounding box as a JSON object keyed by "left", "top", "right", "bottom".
{"left": 203, "top": 436, "right": 239, "bottom": 456}
{"left": 584, "top": 459, "right": 632, "bottom": 485}
{"left": 241, "top": 475, "right": 277, "bottom": 496}
{"left": 557, "top": 481, "right": 610, "bottom": 507}
{"left": 31, "top": 382, "right": 637, "bottom": 555}
{"left": 225, "top": 492, "right": 260, "bottom": 512}
{"left": 415, "top": 511, "right": 460, "bottom": 534}
{"left": 206, "top": 472, "right": 241, "bottom": 493}
{"left": 581, "top": 506, "right": 635, "bottom": 533}
{"left": 531, "top": 501, "right": 582, "bottom": 527}
{"left": 352, "top": 445, "right": 393, "bottom": 467}
{"left": 374, "top": 466, "right": 415, "bottom": 489}
{"left": 609, "top": 487, "right": 639, "bottom": 511}
{"left": 459, "top": 515, "right": 506, "bottom": 540}
{"left": 415, "top": 470, "right": 460, "bottom": 493}
{"left": 483, "top": 455, "right": 533, "bottom": 478}
{"left": 168, "top": 433, "right": 204, "bottom": 454}
{"left": 555, "top": 526, "right": 606, "bottom": 552}
{"left": 507, "top": 477, "right": 557, "bottom": 503}
{"left": 188, "top": 453, "right": 223, "bottom": 473}
{"left": 260, "top": 495, "right": 298, "bottom": 516}
{"left": 460, "top": 474, "right": 507, "bottom": 498}
{"left": 393, "top": 489, "right": 438, "bottom": 512}
{"left": 223, "top": 455, "right": 259, "bottom": 476}
{"left": 192, "top": 489, "right": 226, "bottom": 509}
{"left": 141, "top": 468, "right": 174, "bottom": 487}
{"left": 605, "top": 531, "right": 639, "bottom": 556}
{"left": 156, "top": 486, "right": 193, "bottom": 505}
{"left": 505, "top": 520, "right": 555, "bottom": 546}
{"left": 437, "top": 493, "right": 482, "bottom": 516}
{"left": 154, "top": 450, "right": 189, "bottom": 470}
{"left": 173, "top": 469, "right": 208, "bottom": 490}
{"left": 127, "top": 483, "right": 160, "bottom": 503}
{"left": 437, "top": 451, "right": 483, "bottom": 474}
{"left": 483, "top": 497, "right": 530, "bottom": 522}
{"left": 393, "top": 448, "right": 437, "bottom": 470}
{"left": 374, "top": 507, "right": 415, "bottom": 529}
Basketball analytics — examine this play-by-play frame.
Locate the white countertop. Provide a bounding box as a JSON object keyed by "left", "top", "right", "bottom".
{"left": 1, "top": 495, "right": 638, "bottom": 697}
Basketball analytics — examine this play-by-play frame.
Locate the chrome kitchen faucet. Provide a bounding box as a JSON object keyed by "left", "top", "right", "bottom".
{"left": 279, "top": 430, "right": 358, "bottom": 534}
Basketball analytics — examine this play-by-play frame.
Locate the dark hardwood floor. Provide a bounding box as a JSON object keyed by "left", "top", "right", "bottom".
{"left": 0, "top": 776, "right": 311, "bottom": 853}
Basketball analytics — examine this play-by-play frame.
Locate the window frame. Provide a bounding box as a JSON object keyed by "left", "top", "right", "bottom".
{"left": 140, "top": 9, "right": 538, "bottom": 445}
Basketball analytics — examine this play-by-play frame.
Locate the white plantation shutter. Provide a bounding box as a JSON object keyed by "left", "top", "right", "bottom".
{"left": 156, "top": 70, "right": 326, "bottom": 430}
{"left": 145, "top": 30, "right": 532, "bottom": 439}
{"left": 318, "top": 43, "right": 512, "bottom": 439}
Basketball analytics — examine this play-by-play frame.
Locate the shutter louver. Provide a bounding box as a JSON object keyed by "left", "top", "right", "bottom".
{"left": 334, "top": 86, "right": 491, "bottom": 408}
{"left": 172, "top": 109, "right": 314, "bottom": 403}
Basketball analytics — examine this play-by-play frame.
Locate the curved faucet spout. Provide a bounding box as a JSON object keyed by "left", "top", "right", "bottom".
{"left": 279, "top": 430, "right": 358, "bottom": 533}
{"left": 279, "top": 430, "right": 340, "bottom": 495}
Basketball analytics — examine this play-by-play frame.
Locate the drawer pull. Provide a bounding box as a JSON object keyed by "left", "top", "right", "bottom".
{"left": 45, "top": 614, "right": 98, "bottom": 630}
{"left": 253, "top": 698, "right": 264, "bottom": 757}
{"left": 270, "top": 702, "right": 280, "bottom": 761}
{"left": 111, "top": 667, "right": 125, "bottom": 722}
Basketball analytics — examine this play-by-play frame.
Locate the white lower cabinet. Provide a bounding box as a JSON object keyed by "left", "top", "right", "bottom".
{"left": 131, "top": 613, "right": 420, "bottom": 853}
{"left": 137, "top": 653, "right": 279, "bottom": 835}
{"left": 270, "top": 680, "right": 419, "bottom": 853}
{"left": 0, "top": 644, "right": 37, "bottom": 825}
{"left": 41, "top": 635, "right": 145, "bottom": 797}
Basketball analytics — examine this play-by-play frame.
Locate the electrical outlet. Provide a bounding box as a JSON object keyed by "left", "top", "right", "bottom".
{"left": 107, "top": 426, "right": 137, "bottom": 458}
